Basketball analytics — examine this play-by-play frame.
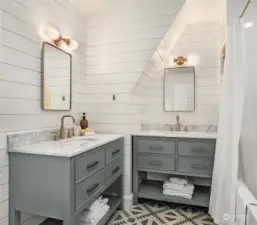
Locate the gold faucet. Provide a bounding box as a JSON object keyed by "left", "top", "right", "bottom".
{"left": 174, "top": 114, "right": 181, "bottom": 132}
{"left": 60, "top": 115, "right": 76, "bottom": 139}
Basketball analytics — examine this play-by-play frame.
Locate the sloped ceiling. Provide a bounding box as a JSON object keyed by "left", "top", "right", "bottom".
{"left": 69, "top": 0, "right": 186, "bottom": 20}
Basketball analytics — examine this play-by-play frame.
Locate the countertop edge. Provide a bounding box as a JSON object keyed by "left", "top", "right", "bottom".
{"left": 131, "top": 133, "right": 217, "bottom": 140}
{"left": 8, "top": 135, "right": 125, "bottom": 158}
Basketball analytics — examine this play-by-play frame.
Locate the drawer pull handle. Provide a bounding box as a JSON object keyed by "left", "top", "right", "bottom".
{"left": 191, "top": 148, "right": 208, "bottom": 152}
{"left": 148, "top": 160, "right": 163, "bottom": 166}
{"left": 87, "top": 183, "right": 100, "bottom": 195}
{"left": 149, "top": 145, "right": 163, "bottom": 150}
{"left": 112, "top": 166, "right": 120, "bottom": 175}
{"left": 192, "top": 164, "right": 208, "bottom": 169}
{"left": 87, "top": 161, "right": 100, "bottom": 170}
{"left": 112, "top": 149, "right": 120, "bottom": 156}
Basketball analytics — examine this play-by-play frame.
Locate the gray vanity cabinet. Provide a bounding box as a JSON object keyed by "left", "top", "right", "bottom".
{"left": 9, "top": 138, "right": 124, "bottom": 225}
{"left": 133, "top": 136, "right": 216, "bottom": 207}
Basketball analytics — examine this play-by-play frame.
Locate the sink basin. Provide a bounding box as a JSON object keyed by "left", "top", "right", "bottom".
{"left": 63, "top": 136, "right": 99, "bottom": 143}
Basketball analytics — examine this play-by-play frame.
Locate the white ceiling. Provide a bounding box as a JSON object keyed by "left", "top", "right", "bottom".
{"left": 69, "top": 0, "right": 186, "bottom": 19}
{"left": 183, "top": 0, "right": 225, "bottom": 24}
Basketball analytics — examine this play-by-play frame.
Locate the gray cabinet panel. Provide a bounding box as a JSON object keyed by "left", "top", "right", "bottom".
{"left": 138, "top": 153, "right": 176, "bottom": 171}
{"left": 106, "top": 157, "right": 122, "bottom": 184}
{"left": 106, "top": 140, "right": 122, "bottom": 163}
{"left": 133, "top": 135, "right": 216, "bottom": 207}
{"left": 75, "top": 149, "right": 105, "bottom": 184}
{"left": 75, "top": 169, "right": 105, "bottom": 211}
{"left": 177, "top": 156, "right": 214, "bottom": 175}
{"left": 9, "top": 138, "right": 124, "bottom": 225}
{"left": 178, "top": 141, "right": 215, "bottom": 157}
{"left": 136, "top": 137, "right": 176, "bottom": 155}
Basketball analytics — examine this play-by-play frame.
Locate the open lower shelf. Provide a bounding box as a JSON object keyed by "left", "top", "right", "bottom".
{"left": 41, "top": 197, "right": 121, "bottom": 225}
{"left": 95, "top": 196, "right": 122, "bottom": 225}
{"left": 138, "top": 180, "right": 210, "bottom": 207}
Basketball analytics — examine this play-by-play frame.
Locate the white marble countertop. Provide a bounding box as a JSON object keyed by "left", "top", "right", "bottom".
{"left": 132, "top": 131, "right": 217, "bottom": 139}
{"left": 8, "top": 134, "right": 125, "bottom": 157}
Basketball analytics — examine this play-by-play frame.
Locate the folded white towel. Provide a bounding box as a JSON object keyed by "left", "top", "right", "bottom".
{"left": 80, "top": 196, "right": 110, "bottom": 224}
{"left": 163, "top": 190, "right": 193, "bottom": 199}
{"left": 101, "top": 197, "right": 109, "bottom": 205}
{"left": 89, "top": 196, "right": 103, "bottom": 211}
{"left": 163, "top": 181, "right": 194, "bottom": 192}
{"left": 80, "top": 205, "right": 110, "bottom": 225}
{"left": 169, "top": 177, "right": 188, "bottom": 185}
{"left": 164, "top": 188, "right": 194, "bottom": 195}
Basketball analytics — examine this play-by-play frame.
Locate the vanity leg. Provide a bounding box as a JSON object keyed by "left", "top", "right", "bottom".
{"left": 133, "top": 174, "right": 138, "bottom": 205}
{"left": 9, "top": 209, "right": 21, "bottom": 225}
{"left": 132, "top": 141, "right": 138, "bottom": 205}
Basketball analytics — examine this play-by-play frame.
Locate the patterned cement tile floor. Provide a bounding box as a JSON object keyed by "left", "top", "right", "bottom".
{"left": 41, "top": 199, "right": 215, "bottom": 225}
{"left": 107, "top": 199, "right": 215, "bottom": 225}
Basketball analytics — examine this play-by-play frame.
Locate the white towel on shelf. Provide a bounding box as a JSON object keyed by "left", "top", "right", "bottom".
{"left": 80, "top": 205, "right": 110, "bottom": 225}
{"left": 163, "top": 190, "right": 193, "bottom": 199}
{"left": 80, "top": 196, "right": 110, "bottom": 225}
{"left": 169, "top": 177, "right": 188, "bottom": 185}
{"left": 166, "top": 188, "right": 194, "bottom": 195}
{"left": 163, "top": 181, "right": 194, "bottom": 192}
{"left": 89, "top": 196, "right": 104, "bottom": 211}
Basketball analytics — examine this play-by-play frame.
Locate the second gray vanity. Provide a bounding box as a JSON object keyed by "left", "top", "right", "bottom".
{"left": 8, "top": 134, "right": 124, "bottom": 225}
{"left": 132, "top": 132, "right": 216, "bottom": 207}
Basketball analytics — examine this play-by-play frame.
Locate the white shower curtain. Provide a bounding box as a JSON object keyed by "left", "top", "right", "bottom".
{"left": 209, "top": 21, "right": 246, "bottom": 225}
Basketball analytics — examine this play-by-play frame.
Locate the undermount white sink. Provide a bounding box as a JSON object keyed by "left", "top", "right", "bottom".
{"left": 63, "top": 135, "right": 99, "bottom": 143}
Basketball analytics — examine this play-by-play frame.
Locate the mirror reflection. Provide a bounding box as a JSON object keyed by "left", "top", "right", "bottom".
{"left": 164, "top": 67, "right": 195, "bottom": 112}
{"left": 42, "top": 43, "right": 72, "bottom": 111}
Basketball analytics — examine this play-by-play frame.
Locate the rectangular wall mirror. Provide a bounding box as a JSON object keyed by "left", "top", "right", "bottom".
{"left": 42, "top": 42, "right": 72, "bottom": 111}
{"left": 164, "top": 67, "right": 195, "bottom": 112}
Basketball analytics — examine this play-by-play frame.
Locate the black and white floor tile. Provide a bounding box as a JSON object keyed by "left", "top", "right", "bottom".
{"left": 108, "top": 199, "right": 215, "bottom": 225}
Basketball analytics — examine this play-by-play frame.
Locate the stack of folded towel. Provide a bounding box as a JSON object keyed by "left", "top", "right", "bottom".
{"left": 163, "top": 177, "right": 195, "bottom": 199}
{"left": 79, "top": 196, "right": 110, "bottom": 225}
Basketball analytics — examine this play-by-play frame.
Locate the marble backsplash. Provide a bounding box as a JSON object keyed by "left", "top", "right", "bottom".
{"left": 141, "top": 122, "right": 218, "bottom": 133}
{"left": 8, "top": 123, "right": 218, "bottom": 150}
{"left": 8, "top": 129, "right": 58, "bottom": 150}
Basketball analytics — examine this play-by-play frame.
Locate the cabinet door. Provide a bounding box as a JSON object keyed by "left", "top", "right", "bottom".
{"left": 75, "top": 169, "right": 105, "bottom": 211}
{"left": 136, "top": 137, "right": 176, "bottom": 155}
{"left": 178, "top": 156, "right": 214, "bottom": 175}
{"left": 75, "top": 149, "right": 105, "bottom": 184}
{"left": 178, "top": 141, "right": 215, "bottom": 157}
{"left": 138, "top": 154, "right": 176, "bottom": 171}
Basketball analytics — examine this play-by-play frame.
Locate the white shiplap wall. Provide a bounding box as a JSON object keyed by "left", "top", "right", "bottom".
{"left": 84, "top": 1, "right": 185, "bottom": 134}
{"left": 84, "top": 1, "right": 185, "bottom": 202}
{"left": 0, "top": 0, "right": 87, "bottom": 224}
{"left": 142, "top": 22, "right": 221, "bottom": 125}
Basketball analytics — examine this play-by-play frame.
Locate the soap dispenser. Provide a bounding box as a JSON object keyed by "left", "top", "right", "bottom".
{"left": 80, "top": 112, "right": 88, "bottom": 129}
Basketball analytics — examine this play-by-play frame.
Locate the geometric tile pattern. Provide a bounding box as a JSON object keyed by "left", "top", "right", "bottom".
{"left": 108, "top": 199, "right": 215, "bottom": 225}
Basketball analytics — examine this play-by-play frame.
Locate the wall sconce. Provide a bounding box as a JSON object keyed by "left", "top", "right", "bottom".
{"left": 53, "top": 36, "right": 78, "bottom": 50}
{"left": 169, "top": 54, "right": 200, "bottom": 67}
{"left": 173, "top": 56, "right": 187, "bottom": 65}
{"left": 40, "top": 25, "right": 78, "bottom": 51}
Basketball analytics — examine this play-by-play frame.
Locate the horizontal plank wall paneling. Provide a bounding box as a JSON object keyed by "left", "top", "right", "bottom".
{"left": 84, "top": 2, "right": 185, "bottom": 200}
{"left": 0, "top": 0, "right": 87, "bottom": 224}
{"left": 138, "top": 22, "right": 221, "bottom": 126}
{"left": 84, "top": 1, "right": 185, "bottom": 136}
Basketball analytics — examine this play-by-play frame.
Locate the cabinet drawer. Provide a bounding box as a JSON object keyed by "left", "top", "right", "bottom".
{"left": 106, "top": 157, "right": 122, "bottom": 184}
{"left": 178, "top": 156, "right": 214, "bottom": 175}
{"left": 106, "top": 140, "right": 122, "bottom": 163}
{"left": 138, "top": 154, "right": 176, "bottom": 171}
{"left": 75, "top": 169, "right": 105, "bottom": 211}
{"left": 178, "top": 141, "right": 215, "bottom": 157}
{"left": 136, "top": 137, "right": 176, "bottom": 155}
{"left": 75, "top": 149, "right": 105, "bottom": 184}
